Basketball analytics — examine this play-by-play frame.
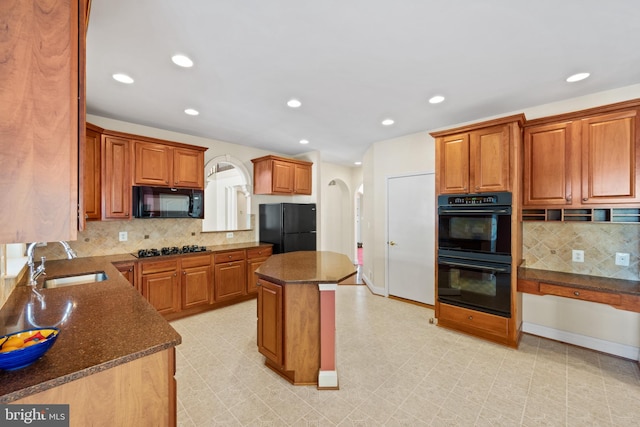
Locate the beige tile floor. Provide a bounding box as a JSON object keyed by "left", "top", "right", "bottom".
{"left": 171, "top": 286, "right": 640, "bottom": 426}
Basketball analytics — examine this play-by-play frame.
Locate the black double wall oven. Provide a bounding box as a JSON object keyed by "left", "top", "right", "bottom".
{"left": 437, "top": 192, "right": 512, "bottom": 317}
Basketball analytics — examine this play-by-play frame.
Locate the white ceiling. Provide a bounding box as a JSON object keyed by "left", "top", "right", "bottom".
{"left": 86, "top": 0, "right": 640, "bottom": 165}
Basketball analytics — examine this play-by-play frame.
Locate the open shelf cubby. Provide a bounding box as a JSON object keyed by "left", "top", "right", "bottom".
{"left": 522, "top": 208, "right": 640, "bottom": 223}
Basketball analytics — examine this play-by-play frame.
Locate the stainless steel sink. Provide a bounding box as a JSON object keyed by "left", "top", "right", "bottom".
{"left": 43, "top": 272, "right": 108, "bottom": 288}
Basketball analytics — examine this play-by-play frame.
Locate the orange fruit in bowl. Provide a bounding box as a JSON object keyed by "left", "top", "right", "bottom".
{"left": 4, "top": 337, "right": 24, "bottom": 349}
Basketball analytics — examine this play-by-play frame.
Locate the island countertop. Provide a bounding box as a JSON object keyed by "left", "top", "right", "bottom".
{"left": 0, "top": 255, "right": 181, "bottom": 403}
{"left": 255, "top": 251, "right": 356, "bottom": 285}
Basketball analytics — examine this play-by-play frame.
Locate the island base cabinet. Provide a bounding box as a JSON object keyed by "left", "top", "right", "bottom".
{"left": 13, "top": 348, "right": 177, "bottom": 427}
{"left": 257, "top": 278, "right": 320, "bottom": 385}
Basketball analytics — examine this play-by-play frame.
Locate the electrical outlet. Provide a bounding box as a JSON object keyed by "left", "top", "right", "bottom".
{"left": 572, "top": 249, "right": 584, "bottom": 263}
{"left": 119, "top": 231, "right": 128, "bottom": 242}
{"left": 226, "top": 232, "right": 234, "bottom": 238}
{"left": 615, "top": 252, "right": 630, "bottom": 266}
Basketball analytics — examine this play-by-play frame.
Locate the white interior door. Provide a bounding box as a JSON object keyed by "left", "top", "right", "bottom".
{"left": 387, "top": 173, "right": 435, "bottom": 304}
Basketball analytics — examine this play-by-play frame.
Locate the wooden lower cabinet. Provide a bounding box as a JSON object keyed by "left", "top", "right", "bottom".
{"left": 14, "top": 348, "right": 177, "bottom": 427}
{"left": 246, "top": 247, "right": 273, "bottom": 294}
{"left": 113, "top": 261, "right": 137, "bottom": 289}
{"left": 257, "top": 279, "right": 283, "bottom": 366}
{"left": 140, "top": 259, "right": 180, "bottom": 316}
{"left": 437, "top": 302, "right": 517, "bottom": 347}
{"left": 257, "top": 278, "right": 320, "bottom": 385}
{"left": 180, "top": 255, "right": 212, "bottom": 310}
{"left": 214, "top": 251, "right": 247, "bottom": 302}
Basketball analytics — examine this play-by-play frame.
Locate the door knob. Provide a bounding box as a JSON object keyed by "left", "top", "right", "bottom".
{"left": 389, "top": 241, "right": 396, "bottom": 246}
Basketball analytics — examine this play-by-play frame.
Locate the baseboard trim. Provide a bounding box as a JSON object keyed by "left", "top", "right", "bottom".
{"left": 362, "top": 274, "right": 385, "bottom": 296}
{"left": 522, "top": 322, "right": 640, "bottom": 361}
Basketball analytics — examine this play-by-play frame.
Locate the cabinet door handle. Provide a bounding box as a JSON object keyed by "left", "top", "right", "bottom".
{"left": 468, "top": 315, "right": 473, "bottom": 320}
{"left": 582, "top": 198, "right": 588, "bottom": 202}
{"left": 173, "top": 273, "right": 177, "bottom": 277}
{"left": 183, "top": 271, "right": 186, "bottom": 275}
{"left": 475, "top": 186, "right": 479, "bottom": 190}
{"left": 573, "top": 291, "right": 580, "bottom": 296}
{"left": 566, "top": 195, "right": 572, "bottom": 202}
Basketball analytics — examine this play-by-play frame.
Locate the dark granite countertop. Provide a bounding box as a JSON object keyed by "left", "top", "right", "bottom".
{"left": 255, "top": 251, "right": 356, "bottom": 285}
{"left": 0, "top": 254, "right": 181, "bottom": 403}
{"left": 518, "top": 266, "right": 640, "bottom": 296}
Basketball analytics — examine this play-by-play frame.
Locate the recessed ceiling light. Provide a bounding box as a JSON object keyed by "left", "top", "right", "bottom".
{"left": 172, "top": 54, "right": 194, "bottom": 68}
{"left": 354, "top": 161, "right": 362, "bottom": 166}
{"left": 566, "top": 72, "right": 590, "bottom": 83}
{"left": 429, "top": 95, "right": 445, "bottom": 104}
{"left": 112, "top": 73, "right": 134, "bottom": 84}
{"left": 287, "top": 99, "right": 302, "bottom": 108}
{"left": 299, "top": 139, "right": 309, "bottom": 145}
{"left": 184, "top": 108, "right": 199, "bottom": 116}
{"left": 381, "top": 118, "right": 395, "bottom": 126}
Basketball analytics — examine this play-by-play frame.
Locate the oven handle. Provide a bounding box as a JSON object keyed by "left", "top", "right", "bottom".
{"left": 438, "top": 208, "right": 511, "bottom": 215}
{"left": 439, "top": 259, "right": 510, "bottom": 272}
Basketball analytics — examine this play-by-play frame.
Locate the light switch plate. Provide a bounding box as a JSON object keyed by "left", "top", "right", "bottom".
{"left": 226, "top": 232, "right": 234, "bottom": 238}
{"left": 119, "top": 231, "right": 128, "bottom": 242}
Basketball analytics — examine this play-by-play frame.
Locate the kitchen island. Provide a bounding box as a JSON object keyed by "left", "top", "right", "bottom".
{"left": 0, "top": 255, "right": 181, "bottom": 426}
{"left": 255, "top": 251, "right": 356, "bottom": 389}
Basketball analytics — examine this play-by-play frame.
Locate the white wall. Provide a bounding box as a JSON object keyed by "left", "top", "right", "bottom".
{"left": 362, "top": 83, "right": 640, "bottom": 359}
{"left": 361, "top": 131, "right": 436, "bottom": 294}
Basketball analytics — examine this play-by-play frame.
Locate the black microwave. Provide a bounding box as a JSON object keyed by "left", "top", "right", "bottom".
{"left": 133, "top": 186, "right": 204, "bottom": 218}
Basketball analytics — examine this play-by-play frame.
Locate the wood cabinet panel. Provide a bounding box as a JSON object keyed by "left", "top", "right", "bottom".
{"left": 247, "top": 247, "right": 272, "bottom": 294}
{"left": 438, "top": 133, "right": 470, "bottom": 194}
{"left": 523, "top": 105, "right": 640, "bottom": 208}
{"left": 214, "top": 250, "right": 246, "bottom": 263}
{"left": 435, "top": 121, "right": 515, "bottom": 195}
{"left": 523, "top": 122, "right": 572, "bottom": 205}
{"left": 437, "top": 303, "right": 509, "bottom": 337}
{"left": 113, "top": 261, "right": 137, "bottom": 289}
{"left": 214, "top": 260, "right": 246, "bottom": 302}
{"left": 14, "top": 349, "right": 176, "bottom": 427}
{"left": 539, "top": 283, "right": 622, "bottom": 305}
{"left": 102, "top": 136, "right": 131, "bottom": 219}
{"left": 134, "top": 141, "right": 172, "bottom": 186}
{"left": 173, "top": 147, "right": 204, "bottom": 188}
{"left": 84, "top": 126, "right": 102, "bottom": 220}
{"left": 581, "top": 110, "right": 640, "bottom": 204}
{"left": 257, "top": 278, "right": 283, "bottom": 366}
{"left": 252, "top": 155, "right": 313, "bottom": 195}
{"left": 140, "top": 259, "right": 180, "bottom": 315}
{"left": 470, "top": 125, "right": 510, "bottom": 193}
{"left": 0, "top": 0, "right": 83, "bottom": 243}
{"left": 180, "top": 254, "right": 211, "bottom": 310}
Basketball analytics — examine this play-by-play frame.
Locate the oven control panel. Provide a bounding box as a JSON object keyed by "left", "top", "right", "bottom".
{"left": 438, "top": 192, "right": 512, "bottom": 207}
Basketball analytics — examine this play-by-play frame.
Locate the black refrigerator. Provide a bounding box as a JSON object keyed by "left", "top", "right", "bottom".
{"left": 259, "top": 203, "right": 317, "bottom": 254}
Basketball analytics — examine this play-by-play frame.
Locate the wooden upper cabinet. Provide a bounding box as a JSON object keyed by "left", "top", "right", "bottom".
{"left": 102, "top": 136, "right": 131, "bottom": 220}
{"left": 581, "top": 109, "right": 639, "bottom": 205}
{"left": 134, "top": 141, "right": 172, "bottom": 186}
{"left": 470, "top": 125, "right": 510, "bottom": 193}
{"left": 0, "top": 0, "right": 85, "bottom": 243}
{"left": 523, "top": 122, "right": 573, "bottom": 206}
{"left": 134, "top": 141, "right": 205, "bottom": 189}
{"left": 84, "top": 125, "right": 102, "bottom": 220}
{"left": 174, "top": 148, "right": 205, "bottom": 188}
{"left": 252, "top": 155, "right": 313, "bottom": 195}
{"left": 438, "top": 133, "right": 470, "bottom": 194}
{"left": 433, "top": 116, "right": 522, "bottom": 195}
{"left": 523, "top": 103, "right": 640, "bottom": 208}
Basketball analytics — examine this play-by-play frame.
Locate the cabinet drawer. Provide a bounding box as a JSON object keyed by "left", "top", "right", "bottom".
{"left": 539, "top": 283, "right": 622, "bottom": 305}
{"left": 247, "top": 247, "right": 272, "bottom": 259}
{"left": 181, "top": 254, "right": 211, "bottom": 269}
{"left": 214, "top": 251, "right": 246, "bottom": 263}
{"left": 140, "top": 259, "right": 179, "bottom": 275}
{"left": 438, "top": 303, "right": 509, "bottom": 335}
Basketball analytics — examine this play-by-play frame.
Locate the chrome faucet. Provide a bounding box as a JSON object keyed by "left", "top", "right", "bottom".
{"left": 26, "top": 241, "right": 77, "bottom": 285}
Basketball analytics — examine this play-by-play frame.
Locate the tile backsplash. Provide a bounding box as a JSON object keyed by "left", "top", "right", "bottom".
{"left": 522, "top": 222, "right": 640, "bottom": 280}
{"left": 36, "top": 217, "right": 257, "bottom": 260}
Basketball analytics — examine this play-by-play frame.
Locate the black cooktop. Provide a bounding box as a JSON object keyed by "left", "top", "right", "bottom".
{"left": 135, "top": 245, "right": 207, "bottom": 258}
